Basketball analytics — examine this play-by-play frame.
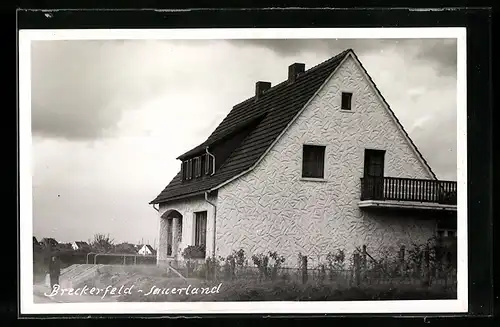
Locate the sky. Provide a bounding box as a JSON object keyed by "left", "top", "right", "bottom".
{"left": 30, "top": 37, "right": 458, "bottom": 245}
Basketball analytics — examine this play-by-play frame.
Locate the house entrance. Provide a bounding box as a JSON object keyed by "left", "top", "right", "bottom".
{"left": 162, "top": 210, "right": 183, "bottom": 258}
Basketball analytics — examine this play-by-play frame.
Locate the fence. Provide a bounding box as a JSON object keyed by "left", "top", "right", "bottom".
{"left": 86, "top": 252, "right": 157, "bottom": 265}
{"left": 170, "top": 243, "right": 457, "bottom": 290}
{"left": 33, "top": 249, "right": 157, "bottom": 277}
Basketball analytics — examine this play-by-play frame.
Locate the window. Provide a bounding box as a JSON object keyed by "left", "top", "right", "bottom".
{"left": 194, "top": 156, "right": 202, "bottom": 178}
{"left": 194, "top": 211, "right": 207, "bottom": 248}
{"left": 205, "top": 153, "right": 214, "bottom": 175}
{"left": 200, "top": 155, "right": 206, "bottom": 176}
{"left": 302, "top": 145, "right": 326, "bottom": 179}
{"left": 182, "top": 153, "right": 215, "bottom": 181}
{"left": 341, "top": 92, "right": 353, "bottom": 110}
{"left": 181, "top": 162, "right": 187, "bottom": 180}
{"left": 187, "top": 159, "right": 193, "bottom": 180}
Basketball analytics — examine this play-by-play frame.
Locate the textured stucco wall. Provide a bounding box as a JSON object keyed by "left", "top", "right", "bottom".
{"left": 157, "top": 195, "right": 217, "bottom": 263}
{"left": 215, "top": 55, "right": 437, "bottom": 267}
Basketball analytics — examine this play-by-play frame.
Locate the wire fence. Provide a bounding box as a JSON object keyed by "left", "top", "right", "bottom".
{"left": 168, "top": 242, "right": 457, "bottom": 290}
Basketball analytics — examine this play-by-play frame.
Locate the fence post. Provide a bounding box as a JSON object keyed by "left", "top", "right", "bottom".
{"left": 230, "top": 259, "right": 236, "bottom": 280}
{"left": 353, "top": 252, "right": 361, "bottom": 287}
{"left": 423, "top": 245, "right": 431, "bottom": 286}
{"left": 301, "top": 255, "right": 308, "bottom": 284}
{"left": 399, "top": 246, "right": 405, "bottom": 276}
{"left": 362, "top": 245, "right": 367, "bottom": 280}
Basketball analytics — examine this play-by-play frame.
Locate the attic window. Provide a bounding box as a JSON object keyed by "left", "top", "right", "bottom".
{"left": 341, "top": 92, "right": 352, "bottom": 110}
{"left": 194, "top": 157, "right": 202, "bottom": 178}
{"left": 182, "top": 153, "right": 214, "bottom": 181}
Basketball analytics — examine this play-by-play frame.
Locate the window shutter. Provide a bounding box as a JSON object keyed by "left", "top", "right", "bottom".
{"left": 188, "top": 159, "right": 192, "bottom": 179}
{"left": 200, "top": 155, "right": 206, "bottom": 176}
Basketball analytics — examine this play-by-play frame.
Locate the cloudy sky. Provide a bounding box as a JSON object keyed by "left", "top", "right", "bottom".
{"left": 30, "top": 37, "right": 458, "bottom": 245}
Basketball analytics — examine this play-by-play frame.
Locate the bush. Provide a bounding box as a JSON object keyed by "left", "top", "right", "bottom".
{"left": 182, "top": 245, "right": 206, "bottom": 259}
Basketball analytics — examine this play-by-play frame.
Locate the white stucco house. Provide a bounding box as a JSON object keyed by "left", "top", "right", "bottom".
{"left": 138, "top": 244, "right": 156, "bottom": 256}
{"left": 71, "top": 241, "right": 90, "bottom": 251}
{"left": 150, "top": 49, "right": 457, "bottom": 267}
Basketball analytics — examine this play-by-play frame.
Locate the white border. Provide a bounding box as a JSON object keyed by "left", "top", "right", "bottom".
{"left": 19, "top": 27, "right": 467, "bottom": 315}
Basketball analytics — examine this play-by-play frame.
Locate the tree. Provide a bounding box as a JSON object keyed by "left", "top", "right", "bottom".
{"left": 90, "top": 233, "right": 115, "bottom": 253}
{"left": 114, "top": 242, "right": 137, "bottom": 254}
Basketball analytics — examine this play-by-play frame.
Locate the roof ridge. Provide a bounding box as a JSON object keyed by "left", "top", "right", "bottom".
{"left": 231, "top": 48, "right": 352, "bottom": 110}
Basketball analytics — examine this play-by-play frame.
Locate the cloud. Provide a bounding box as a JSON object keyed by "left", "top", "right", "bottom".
{"left": 31, "top": 40, "right": 178, "bottom": 140}
{"left": 226, "top": 38, "right": 457, "bottom": 77}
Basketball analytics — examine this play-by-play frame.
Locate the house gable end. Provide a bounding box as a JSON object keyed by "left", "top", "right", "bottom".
{"left": 347, "top": 51, "right": 437, "bottom": 180}
{"left": 214, "top": 51, "right": 441, "bottom": 262}
{"left": 216, "top": 51, "right": 436, "bottom": 190}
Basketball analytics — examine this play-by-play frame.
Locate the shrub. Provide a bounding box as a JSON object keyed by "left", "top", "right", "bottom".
{"left": 182, "top": 245, "right": 206, "bottom": 259}
{"left": 251, "top": 251, "right": 285, "bottom": 281}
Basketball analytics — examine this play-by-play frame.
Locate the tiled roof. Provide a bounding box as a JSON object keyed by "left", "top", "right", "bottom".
{"left": 150, "top": 49, "right": 352, "bottom": 204}
{"left": 150, "top": 48, "right": 437, "bottom": 205}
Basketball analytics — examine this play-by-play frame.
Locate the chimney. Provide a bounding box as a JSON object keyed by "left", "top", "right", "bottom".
{"left": 288, "top": 63, "right": 305, "bottom": 83}
{"left": 255, "top": 81, "right": 271, "bottom": 99}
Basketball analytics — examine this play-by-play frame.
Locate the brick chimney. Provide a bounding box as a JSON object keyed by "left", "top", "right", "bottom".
{"left": 255, "top": 81, "right": 271, "bottom": 99}
{"left": 288, "top": 63, "right": 305, "bottom": 83}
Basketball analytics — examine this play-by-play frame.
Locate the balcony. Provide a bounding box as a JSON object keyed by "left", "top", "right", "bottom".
{"left": 359, "top": 176, "right": 457, "bottom": 212}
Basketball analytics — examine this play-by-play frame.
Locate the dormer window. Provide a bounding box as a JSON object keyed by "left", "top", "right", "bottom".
{"left": 181, "top": 153, "right": 214, "bottom": 181}
{"left": 194, "top": 157, "right": 202, "bottom": 178}
{"left": 187, "top": 159, "right": 193, "bottom": 180}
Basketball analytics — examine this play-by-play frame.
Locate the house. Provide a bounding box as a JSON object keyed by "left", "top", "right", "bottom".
{"left": 150, "top": 49, "right": 457, "bottom": 266}
{"left": 71, "top": 241, "right": 90, "bottom": 251}
{"left": 137, "top": 244, "right": 156, "bottom": 256}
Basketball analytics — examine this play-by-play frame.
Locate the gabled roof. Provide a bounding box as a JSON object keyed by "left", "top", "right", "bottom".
{"left": 151, "top": 49, "right": 352, "bottom": 204}
{"left": 139, "top": 244, "right": 156, "bottom": 253}
{"left": 151, "top": 49, "right": 437, "bottom": 205}
{"left": 73, "top": 241, "right": 89, "bottom": 247}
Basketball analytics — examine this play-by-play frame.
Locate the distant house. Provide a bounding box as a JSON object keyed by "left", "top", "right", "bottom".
{"left": 40, "top": 238, "right": 58, "bottom": 249}
{"left": 71, "top": 241, "right": 90, "bottom": 251}
{"left": 137, "top": 244, "right": 156, "bottom": 256}
{"left": 151, "top": 49, "right": 457, "bottom": 266}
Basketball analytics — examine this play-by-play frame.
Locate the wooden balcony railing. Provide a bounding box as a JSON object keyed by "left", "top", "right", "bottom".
{"left": 360, "top": 176, "right": 457, "bottom": 205}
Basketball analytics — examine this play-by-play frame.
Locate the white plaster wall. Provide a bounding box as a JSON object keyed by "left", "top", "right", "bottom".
{"left": 216, "top": 55, "right": 437, "bottom": 267}
{"left": 157, "top": 195, "right": 217, "bottom": 262}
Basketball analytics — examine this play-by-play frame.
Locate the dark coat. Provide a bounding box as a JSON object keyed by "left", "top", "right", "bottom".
{"left": 49, "top": 256, "right": 61, "bottom": 276}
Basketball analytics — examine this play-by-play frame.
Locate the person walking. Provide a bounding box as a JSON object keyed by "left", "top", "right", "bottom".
{"left": 48, "top": 255, "right": 61, "bottom": 288}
